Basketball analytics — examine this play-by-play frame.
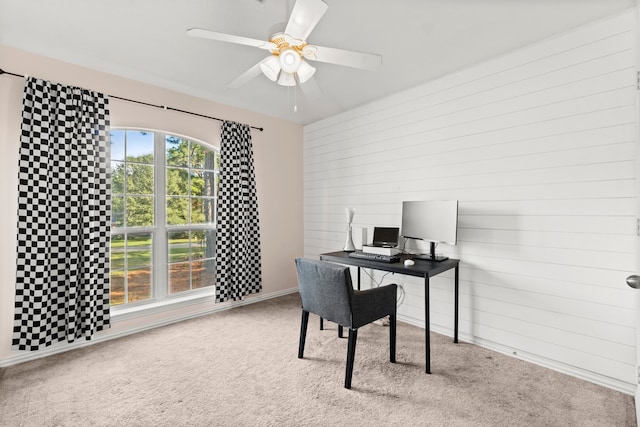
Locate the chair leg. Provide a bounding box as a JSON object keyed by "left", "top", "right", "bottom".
{"left": 338, "top": 325, "right": 343, "bottom": 338}
{"left": 345, "top": 328, "right": 358, "bottom": 389}
{"left": 299, "top": 310, "right": 309, "bottom": 359}
{"left": 320, "top": 317, "right": 323, "bottom": 330}
{"left": 389, "top": 313, "right": 396, "bottom": 363}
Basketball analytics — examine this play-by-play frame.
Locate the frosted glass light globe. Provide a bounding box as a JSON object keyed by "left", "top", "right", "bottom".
{"left": 279, "top": 48, "right": 301, "bottom": 74}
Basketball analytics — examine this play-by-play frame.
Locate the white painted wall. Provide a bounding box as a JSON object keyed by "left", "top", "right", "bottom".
{"left": 303, "top": 10, "right": 638, "bottom": 393}
{"left": 0, "top": 45, "right": 304, "bottom": 365}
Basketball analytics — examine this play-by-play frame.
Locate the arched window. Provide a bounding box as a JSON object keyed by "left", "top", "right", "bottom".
{"left": 110, "top": 129, "right": 219, "bottom": 306}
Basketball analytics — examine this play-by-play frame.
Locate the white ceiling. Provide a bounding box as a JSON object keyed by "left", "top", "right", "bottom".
{"left": 0, "top": 0, "right": 635, "bottom": 125}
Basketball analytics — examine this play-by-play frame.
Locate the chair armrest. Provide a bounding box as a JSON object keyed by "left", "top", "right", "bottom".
{"left": 351, "top": 284, "right": 397, "bottom": 329}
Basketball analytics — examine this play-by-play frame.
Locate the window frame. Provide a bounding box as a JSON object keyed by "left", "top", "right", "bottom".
{"left": 110, "top": 127, "right": 219, "bottom": 311}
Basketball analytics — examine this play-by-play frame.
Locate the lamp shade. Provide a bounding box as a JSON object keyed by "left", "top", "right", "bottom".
{"left": 259, "top": 56, "right": 281, "bottom": 81}
{"left": 296, "top": 60, "right": 316, "bottom": 84}
{"left": 277, "top": 71, "right": 296, "bottom": 86}
{"left": 345, "top": 207, "right": 355, "bottom": 223}
{"left": 279, "top": 48, "right": 301, "bottom": 74}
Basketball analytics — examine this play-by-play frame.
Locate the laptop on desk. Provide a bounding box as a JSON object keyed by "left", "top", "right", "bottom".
{"left": 369, "top": 227, "right": 400, "bottom": 248}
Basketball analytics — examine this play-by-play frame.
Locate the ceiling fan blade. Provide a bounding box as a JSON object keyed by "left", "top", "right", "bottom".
{"left": 303, "top": 45, "right": 382, "bottom": 71}
{"left": 297, "top": 75, "right": 323, "bottom": 101}
{"left": 285, "top": 0, "right": 328, "bottom": 42}
{"left": 227, "top": 61, "right": 266, "bottom": 89}
{"left": 187, "top": 28, "right": 276, "bottom": 50}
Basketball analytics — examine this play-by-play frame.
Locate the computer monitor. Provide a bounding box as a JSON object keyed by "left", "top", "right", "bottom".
{"left": 401, "top": 200, "right": 458, "bottom": 261}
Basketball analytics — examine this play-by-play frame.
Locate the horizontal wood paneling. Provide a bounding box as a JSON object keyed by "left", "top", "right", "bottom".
{"left": 303, "top": 10, "right": 638, "bottom": 392}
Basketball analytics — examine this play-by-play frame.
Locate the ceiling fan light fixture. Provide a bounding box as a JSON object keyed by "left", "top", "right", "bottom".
{"left": 296, "top": 60, "right": 316, "bottom": 84}
{"left": 259, "top": 56, "right": 281, "bottom": 81}
{"left": 279, "top": 48, "right": 301, "bottom": 74}
{"left": 277, "top": 71, "right": 296, "bottom": 86}
{"left": 188, "top": 0, "right": 382, "bottom": 93}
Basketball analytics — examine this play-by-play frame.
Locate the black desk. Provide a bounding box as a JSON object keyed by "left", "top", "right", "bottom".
{"left": 319, "top": 251, "right": 459, "bottom": 374}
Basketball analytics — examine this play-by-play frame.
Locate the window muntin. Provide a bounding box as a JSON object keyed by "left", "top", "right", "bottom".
{"left": 110, "top": 129, "right": 219, "bottom": 307}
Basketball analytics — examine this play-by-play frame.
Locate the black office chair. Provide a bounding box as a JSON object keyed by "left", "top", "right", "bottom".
{"left": 295, "top": 258, "right": 398, "bottom": 389}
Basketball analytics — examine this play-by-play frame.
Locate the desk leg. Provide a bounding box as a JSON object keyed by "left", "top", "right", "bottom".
{"left": 357, "top": 267, "right": 361, "bottom": 291}
{"left": 454, "top": 265, "right": 459, "bottom": 344}
{"left": 424, "top": 274, "right": 431, "bottom": 374}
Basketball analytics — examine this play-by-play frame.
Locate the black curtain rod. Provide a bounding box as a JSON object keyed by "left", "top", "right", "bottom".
{"left": 0, "top": 68, "right": 264, "bottom": 132}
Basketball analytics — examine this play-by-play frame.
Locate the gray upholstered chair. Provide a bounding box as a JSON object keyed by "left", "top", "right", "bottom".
{"left": 295, "top": 258, "right": 398, "bottom": 389}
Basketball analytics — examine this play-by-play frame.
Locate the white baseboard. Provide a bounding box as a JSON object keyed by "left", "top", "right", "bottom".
{"left": 0, "top": 288, "right": 299, "bottom": 368}
{"left": 397, "top": 313, "right": 636, "bottom": 396}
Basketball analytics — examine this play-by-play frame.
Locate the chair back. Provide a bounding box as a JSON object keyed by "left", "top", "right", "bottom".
{"left": 295, "top": 258, "right": 354, "bottom": 328}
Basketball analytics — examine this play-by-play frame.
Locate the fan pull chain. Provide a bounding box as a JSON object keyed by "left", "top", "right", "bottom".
{"left": 286, "top": 84, "right": 298, "bottom": 115}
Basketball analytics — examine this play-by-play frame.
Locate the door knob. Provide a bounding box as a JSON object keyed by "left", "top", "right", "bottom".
{"left": 626, "top": 275, "right": 640, "bottom": 289}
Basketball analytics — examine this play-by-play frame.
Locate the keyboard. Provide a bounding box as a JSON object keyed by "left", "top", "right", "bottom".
{"left": 348, "top": 251, "right": 400, "bottom": 263}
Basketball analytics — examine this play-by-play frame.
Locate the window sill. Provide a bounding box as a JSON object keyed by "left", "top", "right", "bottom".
{"left": 111, "top": 288, "right": 219, "bottom": 323}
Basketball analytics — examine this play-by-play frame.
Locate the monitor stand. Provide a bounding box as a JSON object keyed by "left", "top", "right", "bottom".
{"left": 413, "top": 242, "right": 448, "bottom": 262}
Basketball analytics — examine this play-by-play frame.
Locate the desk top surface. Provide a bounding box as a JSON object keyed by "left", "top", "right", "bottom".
{"left": 319, "top": 251, "right": 459, "bottom": 278}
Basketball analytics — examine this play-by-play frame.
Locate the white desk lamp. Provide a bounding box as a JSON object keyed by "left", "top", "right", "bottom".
{"left": 343, "top": 208, "right": 356, "bottom": 252}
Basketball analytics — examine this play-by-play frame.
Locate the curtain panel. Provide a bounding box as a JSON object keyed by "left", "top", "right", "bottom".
{"left": 13, "top": 77, "right": 111, "bottom": 351}
{"left": 215, "top": 121, "right": 262, "bottom": 302}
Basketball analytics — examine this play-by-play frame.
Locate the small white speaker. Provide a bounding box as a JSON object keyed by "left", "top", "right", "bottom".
{"left": 352, "top": 227, "right": 368, "bottom": 250}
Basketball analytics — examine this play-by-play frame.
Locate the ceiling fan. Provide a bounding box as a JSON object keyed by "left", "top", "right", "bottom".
{"left": 187, "top": 0, "right": 382, "bottom": 93}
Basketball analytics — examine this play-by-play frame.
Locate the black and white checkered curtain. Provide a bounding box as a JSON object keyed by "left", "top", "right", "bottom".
{"left": 13, "top": 77, "right": 111, "bottom": 351}
{"left": 215, "top": 121, "right": 262, "bottom": 302}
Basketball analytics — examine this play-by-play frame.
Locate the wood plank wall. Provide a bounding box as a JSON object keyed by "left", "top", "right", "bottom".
{"left": 302, "top": 10, "right": 637, "bottom": 393}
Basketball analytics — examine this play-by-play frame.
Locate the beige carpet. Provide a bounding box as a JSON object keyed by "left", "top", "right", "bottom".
{"left": 0, "top": 293, "right": 635, "bottom": 426}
